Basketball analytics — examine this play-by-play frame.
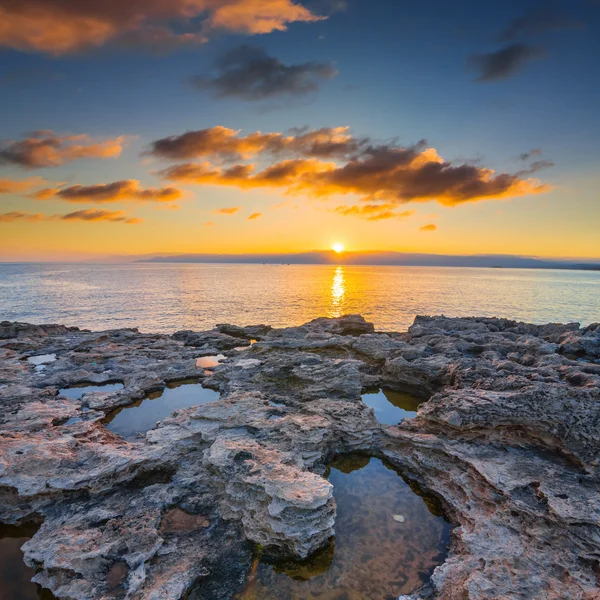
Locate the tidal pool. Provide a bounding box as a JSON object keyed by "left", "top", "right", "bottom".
{"left": 362, "top": 388, "right": 423, "bottom": 425}
{"left": 196, "top": 354, "right": 226, "bottom": 369}
{"left": 27, "top": 354, "right": 57, "bottom": 373}
{"left": 235, "top": 455, "right": 450, "bottom": 600}
{"left": 104, "top": 379, "right": 220, "bottom": 439}
{"left": 0, "top": 523, "right": 56, "bottom": 600}
{"left": 59, "top": 382, "right": 124, "bottom": 401}
{"left": 27, "top": 354, "right": 56, "bottom": 366}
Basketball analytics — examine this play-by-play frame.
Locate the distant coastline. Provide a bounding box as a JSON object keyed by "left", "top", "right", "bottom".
{"left": 136, "top": 251, "right": 600, "bottom": 271}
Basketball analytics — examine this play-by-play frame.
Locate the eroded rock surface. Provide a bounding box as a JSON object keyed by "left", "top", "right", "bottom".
{"left": 1, "top": 315, "right": 599, "bottom": 599}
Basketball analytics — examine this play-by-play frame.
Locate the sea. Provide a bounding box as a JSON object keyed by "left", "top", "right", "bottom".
{"left": 0, "top": 263, "right": 598, "bottom": 333}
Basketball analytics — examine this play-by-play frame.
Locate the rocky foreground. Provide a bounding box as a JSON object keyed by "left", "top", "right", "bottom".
{"left": 1, "top": 315, "right": 600, "bottom": 600}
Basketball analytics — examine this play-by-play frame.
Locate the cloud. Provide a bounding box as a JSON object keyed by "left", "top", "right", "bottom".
{"left": 213, "top": 206, "right": 241, "bottom": 215}
{"left": 0, "top": 209, "right": 141, "bottom": 223}
{"left": 499, "top": 8, "right": 584, "bottom": 41}
{"left": 517, "top": 160, "right": 555, "bottom": 176}
{"left": 60, "top": 209, "right": 141, "bottom": 223}
{"left": 0, "top": 0, "right": 324, "bottom": 55}
{"left": 35, "top": 180, "right": 183, "bottom": 203}
{"left": 158, "top": 133, "right": 552, "bottom": 207}
{"left": 0, "top": 211, "right": 47, "bottom": 222}
{"left": 334, "top": 204, "right": 415, "bottom": 221}
{"left": 470, "top": 44, "right": 545, "bottom": 82}
{"left": 0, "top": 176, "right": 47, "bottom": 193}
{"left": 204, "top": 221, "right": 214, "bottom": 226}
{"left": 0, "top": 131, "right": 127, "bottom": 168}
{"left": 248, "top": 212, "right": 262, "bottom": 219}
{"left": 420, "top": 224, "right": 437, "bottom": 231}
{"left": 191, "top": 44, "right": 336, "bottom": 100}
{"left": 147, "top": 126, "right": 367, "bottom": 161}
{"left": 520, "top": 148, "right": 543, "bottom": 161}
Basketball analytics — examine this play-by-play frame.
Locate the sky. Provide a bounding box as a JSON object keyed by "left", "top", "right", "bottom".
{"left": 0, "top": 0, "right": 599, "bottom": 261}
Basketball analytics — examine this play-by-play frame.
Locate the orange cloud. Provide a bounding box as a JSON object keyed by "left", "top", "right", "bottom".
{"left": 148, "top": 126, "right": 365, "bottom": 161}
{"left": 35, "top": 180, "right": 183, "bottom": 203}
{"left": 420, "top": 224, "right": 437, "bottom": 231}
{"left": 0, "top": 211, "right": 47, "bottom": 222}
{"left": 0, "top": 131, "right": 128, "bottom": 168}
{"left": 155, "top": 126, "right": 552, "bottom": 207}
{"left": 0, "top": 1, "right": 324, "bottom": 55}
{"left": 0, "top": 209, "right": 141, "bottom": 223}
{"left": 0, "top": 176, "right": 47, "bottom": 193}
{"left": 213, "top": 206, "right": 242, "bottom": 215}
{"left": 160, "top": 153, "right": 551, "bottom": 207}
{"left": 160, "top": 159, "right": 337, "bottom": 192}
{"left": 61, "top": 209, "right": 141, "bottom": 223}
{"left": 204, "top": 221, "right": 214, "bottom": 226}
{"left": 248, "top": 212, "right": 262, "bottom": 220}
{"left": 334, "top": 204, "right": 415, "bottom": 221}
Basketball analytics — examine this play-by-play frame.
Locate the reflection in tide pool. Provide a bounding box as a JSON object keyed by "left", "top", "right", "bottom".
{"left": 104, "top": 380, "right": 219, "bottom": 439}
{"left": 362, "top": 388, "right": 423, "bottom": 425}
{"left": 196, "top": 354, "right": 226, "bottom": 368}
{"left": 235, "top": 456, "right": 450, "bottom": 600}
{"left": 0, "top": 523, "right": 56, "bottom": 600}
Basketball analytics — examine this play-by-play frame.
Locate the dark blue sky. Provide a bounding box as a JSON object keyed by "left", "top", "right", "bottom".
{"left": 0, "top": 0, "right": 599, "bottom": 259}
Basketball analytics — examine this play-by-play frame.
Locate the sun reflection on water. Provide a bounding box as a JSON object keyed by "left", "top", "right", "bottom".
{"left": 329, "top": 266, "right": 346, "bottom": 317}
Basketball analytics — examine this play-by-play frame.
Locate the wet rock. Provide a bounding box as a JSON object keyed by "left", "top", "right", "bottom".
{"left": 1, "top": 314, "right": 599, "bottom": 599}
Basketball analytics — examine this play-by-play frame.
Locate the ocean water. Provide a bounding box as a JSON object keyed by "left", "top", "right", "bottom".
{"left": 0, "top": 263, "right": 598, "bottom": 333}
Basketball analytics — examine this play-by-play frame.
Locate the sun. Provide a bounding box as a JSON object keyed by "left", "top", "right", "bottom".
{"left": 332, "top": 243, "right": 345, "bottom": 253}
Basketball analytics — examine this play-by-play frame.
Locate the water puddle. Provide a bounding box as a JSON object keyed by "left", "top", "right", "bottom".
{"left": 27, "top": 354, "right": 57, "bottom": 373}
{"left": 104, "top": 379, "right": 220, "bottom": 440}
{"left": 362, "top": 387, "right": 423, "bottom": 425}
{"left": 0, "top": 523, "right": 56, "bottom": 600}
{"left": 235, "top": 339, "right": 258, "bottom": 351}
{"left": 59, "top": 382, "right": 124, "bottom": 401}
{"left": 27, "top": 354, "right": 56, "bottom": 366}
{"left": 235, "top": 455, "right": 450, "bottom": 600}
{"left": 196, "top": 354, "right": 226, "bottom": 369}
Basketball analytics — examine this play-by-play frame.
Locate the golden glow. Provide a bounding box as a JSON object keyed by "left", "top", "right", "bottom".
{"left": 329, "top": 266, "right": 345, "bottom": 318}
{"left": 332, "top": 242, "right": 345, "bottom": 253}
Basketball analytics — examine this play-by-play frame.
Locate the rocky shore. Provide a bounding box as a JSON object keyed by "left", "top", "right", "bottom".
{"left": 1, "top": 314, "right": 599, "bottom": 599}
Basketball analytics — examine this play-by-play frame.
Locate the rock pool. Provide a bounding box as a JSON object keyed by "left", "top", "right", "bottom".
{"left": 104, "top": 379, "right": 220, "bottom": 439}
{"left": 234, "top": 455, "right": 450, "bottom": 600}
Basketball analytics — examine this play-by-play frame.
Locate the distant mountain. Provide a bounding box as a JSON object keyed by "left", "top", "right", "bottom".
{"left": 137, "top": 251, "right": 600, "bottom": 270}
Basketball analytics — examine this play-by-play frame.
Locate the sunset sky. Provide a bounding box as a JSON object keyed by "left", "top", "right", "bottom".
{"left": 0, "top": 0, "right": 599, "bottom": 261}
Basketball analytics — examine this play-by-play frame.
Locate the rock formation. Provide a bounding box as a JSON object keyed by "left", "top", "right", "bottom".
{"left": 0, "top": 315, "right": 599, "bottom": 599}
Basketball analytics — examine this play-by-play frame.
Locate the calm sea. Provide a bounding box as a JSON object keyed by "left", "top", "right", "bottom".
{"left": 0, "top": 263, "right": 598, "bottom": 333}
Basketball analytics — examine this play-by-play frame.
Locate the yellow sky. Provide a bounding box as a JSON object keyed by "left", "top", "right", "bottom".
{"left": 2, "top": 180, "right": 599, "bottom": 260}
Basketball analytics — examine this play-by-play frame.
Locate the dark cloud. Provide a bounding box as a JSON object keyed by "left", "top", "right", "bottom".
{"left": 157, "top": 129, "right": 552, "bottom": 207}
{"left": 520, "top": 148, "right": 543, "bottom": 161}
{"left": 0, "top": 131, "right": 127, "bottom": 169}
{"left": 60, "top": 209, "right": 141, "bottom": 223}
{"left": 499, "top": 8, "right": 584, "bottom": 41}
{"left": 191, "top": 45, "right": 337, "bottom": 100}
{"left": 147, "top": 126, "right": 367, "bottom": 161}
{"left": 35, "top": 180, "right": 182, "bottom": 203}
{"left": 0, "top": 0, "right": 324, "bottom": 55}
{"left": 517, "top": 160, "right": 555, "bottom": 176}
{"left": 470, "top": 44, "right": 545, "bottom": 82}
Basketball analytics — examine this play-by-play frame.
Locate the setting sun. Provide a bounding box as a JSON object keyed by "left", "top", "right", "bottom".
{"left": 332, "top": 243, "right": 345, "bottom": 253}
